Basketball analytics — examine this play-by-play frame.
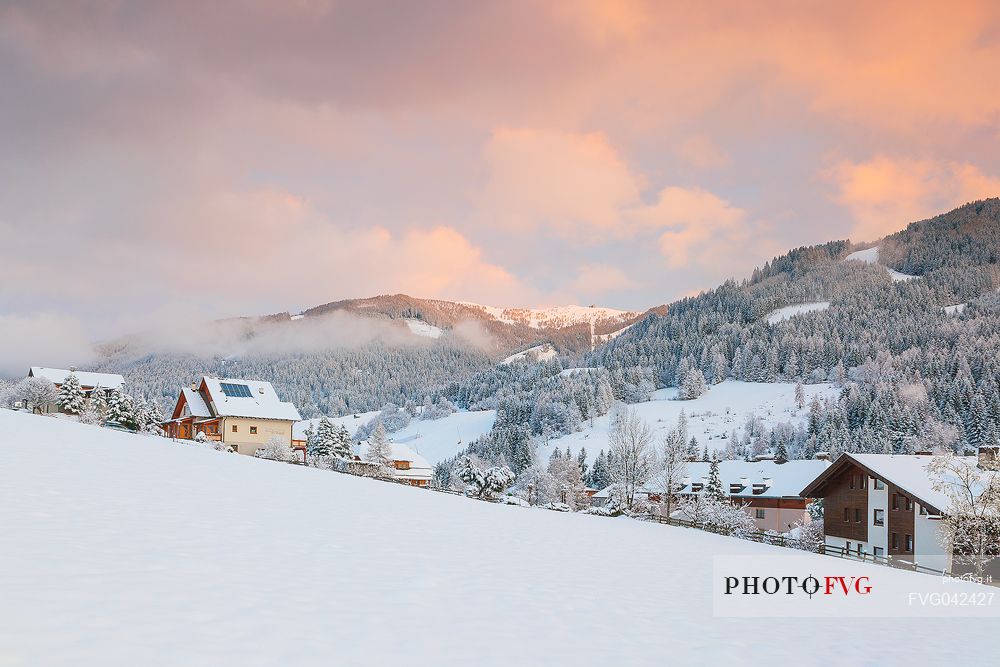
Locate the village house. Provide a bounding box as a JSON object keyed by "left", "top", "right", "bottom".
{"left": 292, "top": 418, "right": 435, "bottom": 486}
{"left": 162, "top": 377, "right": 302, "bottom": 457}
{"left": 592, "top": 457, "right": 829, "bottom": 531}
{"left": 27, "top": 366, "right": 125, "bottom": 414}
{"left": 365, "top": 440, "right": 434, "bottom": 487}
{"left": 799, "top": 450, "right": 1000, "bottom": 574}
{"left": 674, "top": 458, "right": 830, "bottom": 531}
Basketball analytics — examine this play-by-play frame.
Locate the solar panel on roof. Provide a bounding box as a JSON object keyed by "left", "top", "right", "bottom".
{"left": 220, "top": 382, "right": 253, "bottom": 398}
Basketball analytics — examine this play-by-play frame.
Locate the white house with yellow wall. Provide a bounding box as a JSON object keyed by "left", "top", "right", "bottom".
{"left": 162, "top": 376, "right": 302, "bottom": 456}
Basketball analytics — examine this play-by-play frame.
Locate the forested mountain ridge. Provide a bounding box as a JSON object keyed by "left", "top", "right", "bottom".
{"left": 586, "top": 198, "right": 1000, "bottom": 461}
{"left": 89, "top": 198, "right": 1000, "bottom": 456}
{"left": 89, "top": 294, "right": 647, "bottom": 418}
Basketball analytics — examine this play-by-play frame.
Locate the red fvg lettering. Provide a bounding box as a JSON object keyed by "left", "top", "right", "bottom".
{"left": 823, "top": 576, "right": 872, "bottom": 595}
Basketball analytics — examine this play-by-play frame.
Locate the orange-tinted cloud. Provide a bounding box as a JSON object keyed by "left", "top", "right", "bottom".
{"left": 478, "top": 127, "right": 640, "bottom": 239}
{"left": 826, "top": 156, "right": 1000, "bottom": 241}
{"left": 3, "top": 1, "right": 1000, "bottom": 338}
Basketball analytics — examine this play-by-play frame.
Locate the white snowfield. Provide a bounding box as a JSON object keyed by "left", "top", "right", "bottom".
{"left": 0, "top": 409, "right": 994, "bottom": 666}
{"left": 501, "top": 343, "right": 557, "bottom": 365}
{"left": 404, "top": 318, "right": 444, "bottom": 339}
{"left": 845, "top": 246, "right": 918, "bottom": 282}
{"left": 294, "top": 409, "right": 496, "bottom": 465}
{"left": 765, "top": 301, "right": 830, "bottom": 324}
{"left": 944, "top": 303, "right": 966, "bottom": 316}
{"left": 544, "top": 381, "right": 839, "bottom": 464}
{"left": 460, "top": 302, "right": 639, "bottom": 329}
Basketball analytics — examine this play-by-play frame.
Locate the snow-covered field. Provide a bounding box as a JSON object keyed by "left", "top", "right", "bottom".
{"left": 845, "top": 246, "right": 918, "bottom": 282}
{"left": 765, "top": 301, "right": 830, "bottom": 324}
{"left": 460, "top": 302, "right": 638, "bottom": 329}
{"left": 944, "top": 303, "right": 967, "bottom": 316}
{"left": 543, "top": 381, "right": 839, "bottom": 463}
{"left": 295, "top": 409, "right": 496, "bottom": 465}
{"left": 296, "top": 381, "right": 837, "bottom": 468}
{"left": 404, "top": 318, "right": 444, "bottom": 339}
{"left": 501, "top": 343, "right": 557, "bottom": 365}
{"left": 1, "top": 409, "right": 994, "bottom": 666}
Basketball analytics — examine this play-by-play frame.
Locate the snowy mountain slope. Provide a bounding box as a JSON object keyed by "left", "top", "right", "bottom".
{"left": 541, "top": 381, "right": 839, "bottom": 464}
{"left": 765, "top": 301, "right": 831, "bottom": 324}
{"left": 845, "top": 246, "right": 918, "bottom": 282}
{"left": 501, "top": 343, "right": 558, "bottom": 365}
{"left": 404, "top": 318, "right": 444, "bottom": 339}
{"left": 458, "top": 302, "right": 640, "bottom": 329}
{"left": 1, "top": 409, "right": 994, "bottom": 666}
{"left": 300, "top": 294, "right": 646, "bottom": 352}
{"left": 294, "top": 409, "right": 497, "bottom": 465}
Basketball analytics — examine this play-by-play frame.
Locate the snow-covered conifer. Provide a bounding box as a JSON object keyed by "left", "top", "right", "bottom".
{"left": 56, "top": 373, "right": 86, "bottom": 415}
{"left": 704, "top": 456, "right": 725, "bottom": 502}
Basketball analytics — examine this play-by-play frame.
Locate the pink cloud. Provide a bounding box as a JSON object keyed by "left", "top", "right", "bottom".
{"left": 825, "top": 155, "right": 1000, "bottom": 241}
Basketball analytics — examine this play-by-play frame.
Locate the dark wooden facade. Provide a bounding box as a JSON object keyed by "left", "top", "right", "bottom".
{"left": 887, "top": 483, "right": 915, "bottom": 557}
{"left": 820, "top": 464, "right": 868, "bottom": 542}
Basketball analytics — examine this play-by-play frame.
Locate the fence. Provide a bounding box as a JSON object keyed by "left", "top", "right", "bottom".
{"left": 210, "top": 444, "right": 985, "bottom": 582}
{"left": 653, "top": 514, "right": 954, "bottom": 578}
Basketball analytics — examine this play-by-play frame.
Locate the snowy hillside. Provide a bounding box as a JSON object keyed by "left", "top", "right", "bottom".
{"left": 295, "top": 409, "right": 497, "bottom": 465}
{"left": 542, "top": 381, "right": 839, "bottom": 464}
{"left": 765, "top": 302, "right": 830, "bottom": 324}
{"left": 404, "top": 318, "right": 444, "bottom": 339}
{"left": 845, "top": 246, "right": 918, "bottom": 282}
{"left": 501, "top": 343, "right": 558, "bottom": 365}
{"left": 1, "top": 409, "right": 994, "bottom": 665}
{"left": 460, "top": 302, "right": 639, "bottom": 329}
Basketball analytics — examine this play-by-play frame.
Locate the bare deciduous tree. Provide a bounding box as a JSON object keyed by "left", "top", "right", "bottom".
{"left": 608, "top": 405, "right": 654, "bottom": 511}
{"left": 929, "top": 453, "right": 1000, "bottom": 578}
{"left": 656, "top": 424, "right": 688, "bottom": 518}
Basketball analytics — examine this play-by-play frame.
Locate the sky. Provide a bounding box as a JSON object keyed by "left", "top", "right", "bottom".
{"left": 2, "top": 0, "right": 1000, "bottom": 359}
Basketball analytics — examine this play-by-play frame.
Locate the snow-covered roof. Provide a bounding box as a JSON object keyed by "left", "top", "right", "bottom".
{"left": 29, "top": 367, "right": 125, "bottom": 390}
{"left": 357, "top": 441, "right": 433, "bottom": 480}
{"left": 800, "top": 452, "right": 1000, "bottom": 514}
{"left": 850, "top": 453, "right": 997, "bottom": 514}
{"left": 652, "top": 459, "right": 830, "bottom": 499}
{"left": 181, "top": 387, "right": 211, "bottom": 418}
{"left": 200, "top": 377, "right": 301, "bottom": 421}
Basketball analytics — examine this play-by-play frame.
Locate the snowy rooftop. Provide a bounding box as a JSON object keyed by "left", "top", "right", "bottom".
{"left": 28, "top": 367, "right": 125, "bottom": 390}
{"left": 180, "top": 387, "right": 211, "bottom": 418}
{"left": 823, "top": 453, "right": 997, "bottom": 514}
{"left": 635, "top": 459, "right": 830, "bottom": 499}
{"left": 358, "top": 440, "right": 432, "bottom": 473}
{"left": 200, "top": 377, "right": 302, "bottom": 421}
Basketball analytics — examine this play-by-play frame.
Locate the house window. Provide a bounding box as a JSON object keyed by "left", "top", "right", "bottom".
{"left": 891, "top": 533, "right": 899, "bottom": 550}
{"left": 873, "top": 546, "right": 884, "bottom": 557}
{"left": 755, "top": 509, "right": 766, "bottom": 519}
{"left": 920, "top": 505, "right": 928, "bottom": 515}
{"left": 905, "top": 497, "right": 912, "bottom": 511}
{"left": 844, "top": 508, "right": 850, "bottom": 522}
{"left": 250, "top": 426, "right": 258, "bottom": 435}
{"left": 860, "top": 475, "right": 867, "bottom": 489}
{"left": 232, "top": 424, "right": 238, "bottom": 433}
{"left": 874, "top": 479, "right": 885, "bottom": 490}
{"left": 905, "top": 534, "right": 913, "bottom": 552}
{"left": 849, "top": 474, "right": 855, "bottom": 489}
{"left": 854, "top": 508, "right": 862, "bottom": 523}
{"left": 874, "top": 509, "right": 885, "bottom": 526}
{"left": 393, "top": 460, "right": 411, "bottom": 470}
{"left": 892, "top": 494, "right": 899, "bottom": 510}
